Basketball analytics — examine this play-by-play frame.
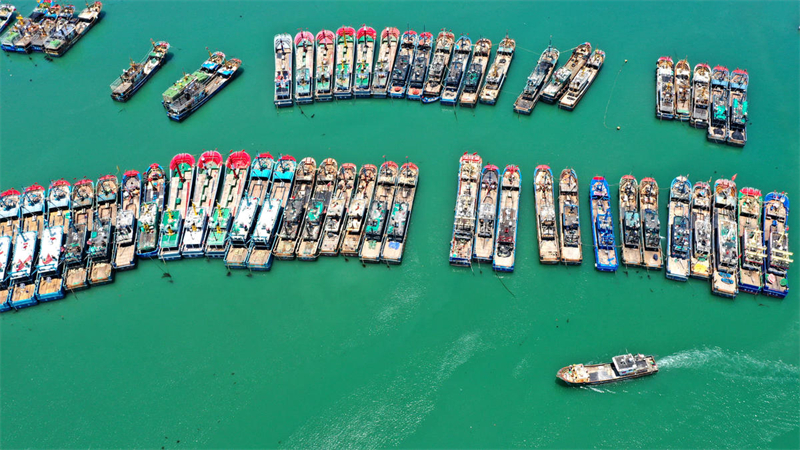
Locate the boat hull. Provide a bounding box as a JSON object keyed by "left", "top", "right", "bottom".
{"left": 111, "top": 64, "right": 163, "bottom": 102}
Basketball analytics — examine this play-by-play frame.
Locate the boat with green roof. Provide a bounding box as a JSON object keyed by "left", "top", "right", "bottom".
{"left": 158, "top": 153, "right": 195, "bottom": 260}
{"left": 314, "top": 30, "right": 335, "bottom": 102}
{"left": 42, "top": 1, "right": 102, "bottom": 57}
{"left": 353, "top": 25, "right": 376, "bottom": 98}
{"left": 334, "top": 26, "right": 356, "bottom": 99}
{"left": 205, "top": 150, "right": 250, "bottom": 257}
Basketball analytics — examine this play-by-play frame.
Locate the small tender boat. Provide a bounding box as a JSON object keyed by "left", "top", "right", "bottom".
{"left": 689, "top": 63, "right": 711, "bottom": 128}
{"left": 0, "top": 235, "right": 11, "bottom": 310}
{"left": 388, "top": 30, "right": 417, "bottom": 98}
{"left": 294, "top": 31, "right": 315, "bottom": 104}
{"left": 479, "top": 36, "right": 516, "bottom": 105}
{"left": 159, "top": 153, "right": 195, "bottom": 260}
{"left": 353, "top": 25, "right": 376, "bottom": 98}
{"left": 534, "top": 165, "right": 559, "bottom": 264}
{"left": 319, "top": 163, "right": 357, "bottom": 256}
{"left": 297, "top": 158, "right": 339, "bottom": 260}
{"left": 63, "top": 178, "right": 94, "bottom": 291}
{"left": 655, "top": 56, "right": 675, "bottom": 119}
{"left": 449, "top": 152, "right": 482, "bottom": 266}
{"left": 619, "top": 175, "right": 642, "bottom": 267}
{"left": 163, "top": 51, "right": 242, "bottom": 121}
{"left": 559, "top": 48, "right": 604, "bottom": 111}
{"left": 690, "top": 182, "right": 713, "bottom": 279}
{"left": 360, "top": 161, "right": 399, "bottom": 263}
{"left": 458, "top": 38, "right": 491, "bottom": 107}
{"left": 557, "top": 354, "right": 658, "bottom": 386}
{"left": 0, "top": 4, "right": 17, "bottom": 34}
{"left": 640, "top": 178, "right": 662, "bottom": 269}
{"left": 711, "top": 179, "right": 739, "bottom": 298}
{"left": 707, "top": 65, "right": 730, "bottom": 143}
{"left": 86, "top": 175, "right": 117, "bottom": 285}
{"left": 513, "top": 44, "right": 559, "bottom": 114}
{"left": 381, "top": 162, "right": 419, "bottom": 264}
{"left": 205, "top": 150, "right": 250, "bottom": 256}
{"left": 737, "top": 187, "right": 765, "bottom": 293}
{"left": 473, "top": 164, "right": 499, "bottom": 262}
{"left": 590, "top": 176, "right": 618, "bottom": 272}
{"left": 558, "top": 169, "right": 582, "bottom": 264}
{"left": 314, "top": 29, "right": 335, "bottom": 102}
{"left": 541, "top": 42, "right": 591, "bottom": 104}
{"left": 246, "top": 155, "right": 296, "bottom": 270}
{"left": 340, "top": 164, "right": 378, "bottom": 256}
{"left": 421, "top": 30, "right": 455, "bottom": 104}
{"left": 406, "top": 31, "right": 433, "bottom": 100}
{"left": 665, "top": 176, "right": 692, "bottom": 281}
{"left": 370, "top": 27, "right": 400, "bottom": 97}
{"left": 136, "top": 163, "right": 167, "bottom": 257}
{"left": 762, "top": 192, "right": 792, "bottom": 298}
{"left": 273, "top": 157, "right": 317, "bottom": 260}
{"left": 112, "top": 170, "right": 141, "bottom": 270}
{"left": 110, "top": 40, "right": 170, "bottom": 102}
{"left": 273, "top": 33, "right": 293, "bottom": 107}
{"left": 727, "top": 69, "right": 748, "bottom": 147}
{"left": 0, "top": 188, "right": 20, "bottom": 239}
{"left": 43, "top": 1, "right": 102, "bottom": 57}
{"left": 492, "top": 165, "right": 521, "bottom": 272}
{"left": 674, "top": 59, "right": 691, "bottom": 121}
{"left": 333, "top": 26, "right": 356, "bottom": 99}
{"left": 441, "top": 35, "right": 472, "bottom": 106}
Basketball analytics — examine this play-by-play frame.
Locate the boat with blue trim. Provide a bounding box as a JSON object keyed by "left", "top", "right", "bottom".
{"left": 727, "top": 69, "right": 748, "bottom": 147}
{"left": 297, "top": 158, "right": 339, "bottom": 260}
{"left": 381, "top": 162, "right": 419, "bottom": 264}
{"left": 35, "top": 179, "right": 70, "bottom": 301}
{"left": 738, "top": 187, "right": 765, "bottom": 293}
{"left": 655, "top": 56, "right": 675, "bottom": 119}
{"left": 87, "top": 175, "right": 118, "bottom": 285}
{"left": 534, "top": 165, "right": 559, "bottom": 264}
{"left": 666, "top": 176, "right": 692, "bottom": 281}
{"left": 225, "top": 153, "right": 275, "bottom": 267}
{"left": 371, "top": 27, "right": 399, "bottom": 98}
{"left": 619, "top": 175, "right": 642, "bottom": 266}
{"left": 707, "top": 65, "right": 729, "bottom": 143}
{"left": 493, "top": 165, "right": 521, "bottom": 272}
{"left": 0, "top": 4, "right": 17, "bottom": 34}
{"left": 590, "top": 176, "right": 618, "bottom": 272}
{"left": 711, "top": 179, "right": 738, "bottom": 298}
{"left": 388, "top": 30, "right": 416, "bottom": 98}
{"left": 406, "top": 31, "right": 433, "bottom": 100}
{"left": 690, "top": 63, "right": 711, "bottom": 128}
{"left": 360, "top": 161, "right": 398, "bottom": 263}
{"left": 421, "top": 30, "right": 454, "bottom": 104}
{"left": 441, "top": 35, "right": 471, "bottom": 106}
{"left": 274, "top": 33, "right": 293, "bottom": 107}
{"left": 690, "top": 182, "right": 712, "bottom": 279}
{"left": 762, "top": 192, "right": 792, "bottom": 298}
{"left": 159, "top": 154, "right": 195, "bottom": 260}
{"left": 273, "top": 157, "right": 317, "bottom": 260}
{"left": 318, "top": 163, "right": 358, "bottom": 256}
{"left": 206, "top": 150, "right": 250, "bottom": 257}
{"left": 479, "top": 35, "right": 516, "bottom": 105}
{"left": 541, "top": 42, "right": 591, "bottom": 104}
{"left": 514, "top": 44, "right": 559, "bottom": 114}
{"left": 63, "top": 178, "right": 94, "bottom": 291}
{"left": 163, "top": 52, "right": 241, "bottom": 121}
{"left": 473, "top": 164, "right": 499, "bottom": 263}
{"left": 111, "top": 40, "right": 170, "bottom": 102}
{"left": 558, "top": 169, "right": 582, "bottom": 264}
{"left": 640, "top": 178, "right": 662, "bottom": 269}
{"left": 8, "top": 183, "right": 46, "bottom": 309}
{"left": 43, "top": 1, "right": 102, "bottom": 57}
{"left": 245, "top": 155, "right": 296, "bottom": 270}
{"left": 459, "top": 38, "right": 491, "bottom": 107}
{"left": 334, "top": 26, "right": 355, "bottom": 99}
{"left": 294, "top": 31, "right": 315, "bottom": 104}
{"left": 340, "top": 164, "right": 377, "bottom": 256}
{"left": 313, "top": 29, "right": 335, "bottom": 102}
{"left": 137, "top": 164, "right": 167, "bottom": 257}
{"left": 353, "top": 26, "right": 376, "bottom": 98}
{"left": 449, "top": 152, "right": 482, "bottom": 266}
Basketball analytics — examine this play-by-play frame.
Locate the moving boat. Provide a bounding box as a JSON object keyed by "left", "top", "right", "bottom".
{"left": 727, "top": 69, "right": 748, "bottom": 147}
{"left": 112, "top": 170, "right": 141, "bottom": 270}
{"left": 162, "top": 51, "right": 242, "bottom": 121}
{"left": 136, "top": 163, "right": 167, "bottom": 257}
{"left": 370, "top": 27, "right": 400, "bottom": 97}
{"left": 360, "top": 161, "right": 398, "bottom": 263}
{"left": 707, "top": 65, "right": 730, "bottom": 143}
{"left": 340, "top": 164, "right": 378, "bottom": 256}
{"left": 381, "top": 162, "right": 419, "bottom": 264}
{"left": 665, "top": 176, "right": 692, "bottom": 281}
{"left": 246, "top": 155, "right": 296, "bottom": 270}
{"left": 711, "top": 179, "right": 738, "bottom": 298}
{"left": 319, "top": 163, "right": 358, "bottom": 256}
{"left": 63, "top": 178, "right": 94, "bottom": 291}
{"left": 492, "top": 165, "right": 521, "bottom": 272}
{"left": 690, "top": 181, "right": 712, "bottom": 279}
{"left": 762, "top": 192, "right": 792, "bottom": 298}
{"left": 36, "top": 179, "right": 70, "bottom": 301}
{"left": 541, "top": 42, "right": 591, "bottom": 104}
{"left": 590, "top": 176, "right": 618, "bottom": 272}
{"left": 87, "top": 174, "right": 117, "bottom": 285}
{"left": 314, "top": 29, "right": 335, "bottom": 101}
{"left": 534, "top": 165, "right": 559, "bottom": 263}
{"left": 674, "top": 59, "right": 691, "bottom": 121}
{"left": 559, "top": 48, "right": 604, "bottom": 111}
{"left": 640, "top": 178, "right": 662, "bottom": 269}
{"left": 0, "top": 188, "right": 20, "bottom": 239}
{"left": 449, "top": 152, "right": 482, "bottom": 266}
{"left": 513, "top": 44, "right": 559, "bottom": 114}
{"left": 294, "top": 31, "right": 315, "bottom": 104}
{"left": 655, "top": 56, "right": 675, "bottom": 119}
{"left": 441, "top": 35, "right": 471, "bottom": 106}
{"left": 297, "top": 158, "right": 339, "bottom": 260}
{"left": 557, "top": 354, "right": 658, "bottom": 386}
{"left": 473, "top": 164, "right": 499, "bottom": 262}
{"left": 333, "top": 26, "right": 355, "bottom": 99}
{"left": 689, "top": 63, "right": 711, "bottom": 128}
{"left": 421, "top": 30, "right": 455, "bottom": 104}
{"left": 459, "top": 38, "right": 491, "bottom": 107}
{"left": 273, "top": 157, "right": 317, "bottom": 260}
{"left": 0, "top": 4, "right": 17, "bottom": 34}
{"left": 9, "top": 183, "right": 46, "bottom": 309}
{"left": 406, "top": 31, "right": 433, "bottom": 100}
{"left": 619, "top": 175, "right": 642, "bottom": 266}
{"left": 42, "top": 1, "right": 102, "bottom": 57}
{"left": 353, "top": 25, "right": 376, "bottom": 98}
{"left": 205, "top": 150, "right": 250, "bottom": 256}
{"left": 738, "top": 187, "right": 765, "bottom": 293}
{"left": 159, "top": 153, "right": 195, "bottom": 260}
{"left": 558, "top": 169, "right": 582, "bottom": 264}
{"left": 110, "top": 40, "right": 170, "bottom": 102}
{"left": 273, "top": 33, "right": 293, "bottom": 107}
{"left": 388, "top": 30, "right": 416, "bottom": 98}
{"left": 479, "top": 36, "right": 516, "bottom": 105}
{"left": 224, "top": 153, "right": 275, "bottom": 265}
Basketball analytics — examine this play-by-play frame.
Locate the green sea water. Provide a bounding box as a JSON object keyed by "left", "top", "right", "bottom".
{"left": 1, "top": 1, "right": 799, "bottom": 448}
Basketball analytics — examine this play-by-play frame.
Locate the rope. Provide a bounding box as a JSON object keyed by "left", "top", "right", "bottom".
{"left": 603, "top": 59, "right": 628, "bottom": 129}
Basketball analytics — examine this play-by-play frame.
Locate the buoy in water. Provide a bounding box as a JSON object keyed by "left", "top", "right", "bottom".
{"left": 624, "top": 59, "right": 628, "bottom": 63}
{"left": 617, "top": 126, "right": 621, "bottom": 130}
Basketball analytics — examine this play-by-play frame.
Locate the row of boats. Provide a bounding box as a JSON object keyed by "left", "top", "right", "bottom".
{"left": 0, "top": 152, "right": 419, "bottom": 312}
{"left": 655, "top": 57, "right": 748, "bottom": 146}
{"left": 447, "top": 154, "right": 792, "bottom": 299}
{"left": 274, "top": 27, "right": 516, "bottom": 107}
{"left": 0, "top": 1, "right": 102, "bottom": 56}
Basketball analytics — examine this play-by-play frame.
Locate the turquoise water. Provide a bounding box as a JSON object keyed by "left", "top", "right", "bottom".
{"left": 1, "top": 1, "right": 798, "bottom": 448}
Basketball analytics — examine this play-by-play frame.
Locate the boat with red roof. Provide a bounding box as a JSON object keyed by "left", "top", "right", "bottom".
{"left": 334, "top": 26, "right": 356, "bottom": 99}
{"left": 8, "top": 183, "right": 46, "bottom": 309}
{"left": 159, "top": 153, "right": 195, "bottom": 260}
{"left": 206, "top": 150, "right": 250, "bottom": 257}
{"left": 473, "top": 164, "right": 499, "bottom": 263}
{"left": 35, "top": 179, "right": 70, "bottom": 301}
{"left": 314, "top": 29, "right": 335, "bottom": 101}
{"left": 225, "top": 153, "right": 275, "bottom": 267}
{"left": 354, "top": 25, "right": 376, "bottom": 97}
{"left": 294, "top": 31, "right": 315, "bottom": 104}
{"left": 0, "top": 188, "right": 20, "bottom": 240}
{"left": 370, "top": 27, "right": 399, "bottom": 97}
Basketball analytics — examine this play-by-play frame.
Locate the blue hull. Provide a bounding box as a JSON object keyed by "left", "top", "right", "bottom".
{"left": 665, "top": 269, "right": 688, "bottom": 282}
{"left": 738, "top": 283, "right": 761, "bottom": 295}
{"left": 407, "top": 92, "right": 422, "bottom": 101}
{"left": 441, "top": 99, "right": 457, "bottom": 106}
{"left": 353, "top": 90, "right": 371, "bottom": 98}
{"left": 2, "top": 45, "right": 29, "bottom": 53}
{"left": 10, "top": 298, "right": 38, "bottom": 310}
{"left": 762, "top": 288, "right": 788, "bottom": 299}
{"left": 492, "top": 264, "right": 514, "bottom": 272}
{"left": 247, "top": 256, "right": 274, "bottom": 271}
{"left": 389, "top": 87, "right": 407, "bottom": 99}
{"left": 421, "top": 96, "right": 440, "bottom": 104}
{"left": 36, "top": 290, "right": 65, "bottom": 302}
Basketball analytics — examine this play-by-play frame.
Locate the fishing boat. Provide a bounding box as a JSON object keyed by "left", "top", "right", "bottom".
{"left": 0, "top": 235, "right": 10, "bottom": 310}
{"left": 0, "top": 188, "right": 20, "bottom": 240}
{"left": 63, "top": 178, "right": 94, "bottom": 291}
{"left": 559, "top": 49, "right": 604, "bottom": 111}
{"left": 136, "top": 163, "right": 167, "bottom": 257}
{"left": 274, "top": 33, "right": 293, "bottom": 107}
{"left": 458, "top": 38, "right": 491, "bottom": 107}
{"left": 689, "top": 63, "right": 711, "bottom": 128}
{"left": 112, "top": 170, "right": 141, "bottom": 270}
{"left": 557, "top": 354, "right": 658, "bottom": 386}
{"left": 727, "top": 69, "right": 748, "bottom": 147}
{"left": 178, "top": 151, "right": 221, "bottom": 258}
{"left": 558, "top": 169, "right": 582, "bottom": 264}
{"left": 87, "top": 175, "right": 117, "bottom": 285}
{"left": 421, "top": 30, "right": 455, "bottom": 104}
{"left": 707, "top": 65, "right": 730, "bottom": 143}
{"left": 665, "top": 176, "right": 692, "bottom": 281}
{"left": 340, "top": 164, "right": 378, "bottom": 256}
{"left": 273, "top": 157, "right": 317, "bottom": 260}
{"left": 619, "top": 175, "right": 642, "bottom": 266}
{"left": 640, "top": 178, "right": 662, "bottom": 269}
{"left": 28, "top": 14, "right": 57, "bottom": 52}
{"left": 20, "top": 184, "right": 45, "bottom": 240}
{"left": 353, "top": 25, "right": 376, "bottom": 98}
{"left": 333, "top": 26, "right": 355, "bottom": 99}
{"left": 360, "top": 161, "right": 398, "bottom": 263}
{"left": 318, "top": 163, "right": 358, "bottom": 256}
{"left": 737, "top": 187, "right": 765, "bottom": 293}
{"left": 674, "top": 59, "right": 691, "bottom": 121}
{"left": 110, "top": 40, "right": 170, "bottom": 102}
{"left": 406, "top": 31, "right": 433, "bottom": 100}
{"left": 8, "top": 183, "right": 46, "bottom": 309}
{"left": 42, "top": 1, "right": 102, "bottom": 57}
{"left": 441, "top": 35, "right": 471, "bottom": 106}
{"left": 205, "top": 150, "right": 250, "bottom": 256}
{"left": 245, "top": 155, "right": 295, "bottom": 270}
{"left": 479, "top": 36, "right": 516, "bottom": 105}
{"left": 690, "top": 181, "right": 712, "bottom": 279}
{"left": 534, "top": 166, "right": 559, "bottom": 263}
{"left": 1, "top": 16, "right": 33, "bottom": 53}
{"left": 492, "top": 165, "right": 521, "bottom": 272}
{"left": 711, "top": 179, "right": 738, "bottom": 298}
{"left": 0, "top": 4, "right": 17, "bottom": 34}
{"left": 541, "top": 42, "right": 591, "bottom": 104}
{"left": 473, "top": 165, "right": 499, "bottom": 262}
{"left": 513, "top": 44, "right": 559, "bottom": 114}
{"left": 590, "top": 176, "right": 618, "bottom": 272}
{"left": 179, "top": 203, "right": 207, "bottom": 258}
{"left": 762, "top": 192, "right": 792, "bottom": 298}
{"left": 35, "top": 179, "right": 70, "bottom": 301}
{"left": 159, "top": 153, "right": 195, "bottom": 260}
{"left": 655, "top": 56, "right": 675, "bottom": 119}
{"left": 449, "top": 152, "right": 482, "bottom": 266}
{"left": 388, "top": 30, "right": 416, "bottom": 98}
{"left": 381, "top": 162, "right": 419, "bottom": 264}
{"left": 294, "top": 30, "right": 314, "bottom": 104}
{"left": 296, "top": 158, "right": 338, "bottom": 260}
{"left": 313, "top": 29, "right": 335, "bottom": 101}
{"left": 370, "top": 27, "right": 400, "bottom": 97}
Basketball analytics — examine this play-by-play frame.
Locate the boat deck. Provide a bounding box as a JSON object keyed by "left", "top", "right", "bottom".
{"left": 64, "top": 267, "right": 89, "bottom": 291}
{"left": 89, "top": 262, "right": 113, "bottom": 285}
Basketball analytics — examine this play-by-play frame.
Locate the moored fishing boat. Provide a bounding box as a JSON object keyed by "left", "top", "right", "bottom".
{"left": 559, "top": 48, "right": 604, "bottom": 111}
{"left": 738, "top": 187, "right": 765, "bottom": 293}
{"left": 319, "top": 163, "right": 358, "bottom": 256}
{"left": 665, "top": 176, "right": 692, "bottom": 281}
{"left": 0, "top": 4, "right": 17, "bottom": 34}
{"left": 63, "top": 178, "right": 94, "bottom": 291}
{"left": 707, "top": 65, "right": 730, "bottom": 143}
{"left": 205, "top": 150, "right": 250, "bottom": 256}
{"left": 473, "top": 164, "right": 499, "bottom": 262}
{"left": 112, "top": 170, "right": 141, "bottom": 270}
{"left": 313, "top": 29, "right": 335, "bottom": 101}
{"left": 36, "top": 179, "right": 70, "bottom": 301}
{"left": 294, "top": 31, "right": 315, "bottom": 104}
{"left": 557, "top": 354, "right": 658, "bottom": 386}
{"left": 690, "top": 181, "right": 712, "bottom": 279}
{"left": 1, "top": 16, "right": 33, "bottom": 53}
{"left": 590, "top": 176, "right": 618, "bottom": 272}
{"left": 297, "top": 158, "right": 338, "bottom": 260}
{"left": 45, "top": 179, "right": 70, "bottom": 228}
{"left": 441, "top": 35, "right": 471, "bottom": 106}
{"left": 541, "top": 42, "right": 591, "bottom": 104}
{"left": 274, "top": 33, "right": 293, "bottom": 107}
{"left": 479, "top": 36, "right": 516, "bottom": 105}
{"left": 674, "top": 59, "right": 691, "bottom": 121}
{"left": 193, "top": 150, "right": 223, "bottom": 213}
{"left": 179, "top": 204, "right": 207, "bottom": 258}
{"left": 727, "top": 69, "right": 748, "bottom": 147}
{"left": 162, "top": 51, "right": 241, "bottom": 121}
{"left": 381, "top": 162, "right": 419, "bottom": 264}
{"left": 87, "top": 175, "right": 117, "bottom": 285}
{"left": 388, "top": 30, "right": 416, "bottom": 98}
{"left": 0, "top": 188, "right": 20, "bottom": 240}
{"left": 9, "top": 183, "right": 46, "bottom": 309}
{"left": 492, "top": 165, "right": 521, "bottom": 272}
{"left": 513, "top": 44, "right": 559, "bottom": 114}
{"left": 159, "top": 153, "right": 195, "bottom": 260}
{"left": 360, "top": 161, "right": 399, "bottom": 263}
{"left": 110, "top": 40, "right": 170, "bottom": 102}
{"left": 406, "top": 31, "right": 433, "bottom": 100}
{"left": 640, "top": 178, "right": 662, "bottom": 269}
{"left": 534, "top": 165, "right": 559, "bottom": 263}
{"left": 619, "top": 175, "right": 642, "bottom": 266}
{"left": 762, "top": 192, "right": 792, "bottom": 298}
{"left": 370, "top": 27, "right": 400, "bottom": 97}
{"left": 42, "top": 1, "right": 102, "bottom": 57}
{"left": 0, "top": 235, "right": 10, "bottom": 310}
{"left": 449, "top": 152, "right": 482, "bottom": 266}
{"left": 655, "top": 56, "right": 675, "bottom": 119}
{"left": 558, "top": 169, "right": 582, "bottom": 264}
{"left": 458, "top": 38, "right": 491, "bottom": 107}
{"left": 690, "top": 63, "right": 711, "bottom": 128}
{"left": 711, "top": 178, "right": 738, "bottom": 298}
{"left": 333, "top": 26, "right": 355, "bottom": 99}
{"left": 136, "top": 163, "right": 167, "bottom": 257}
{"left": 245, "top": 155, "right": 295, "bottom": 270}
{"left": 421, "top": 30, "right": 455, "bottom": 104}
{"left": 340, "top": 164, "right": 378, "bottom": 256}
{"left": 28, "top": 14, "right": 56, "bottom": 52}
{"left": 353, "top": 25, "right": 376, "bottom": 98}
{"left": 273, "top": 157, "right": 317, "bottom": 260}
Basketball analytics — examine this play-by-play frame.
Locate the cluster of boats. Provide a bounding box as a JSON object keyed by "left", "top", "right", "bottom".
{"left": 161, "top": 50, "right": 242, "bottom": 121}
{"left": 0, "top": 152, "right": 419, "bottom": 312}
{"left": 0, "top": 0, "right": 102, "bottom": 56}
{"left": 274, "top": 27, "right": 516, "bottom": 107}
{"left": 656, "top": 57, "right": 749, "bottom": 147}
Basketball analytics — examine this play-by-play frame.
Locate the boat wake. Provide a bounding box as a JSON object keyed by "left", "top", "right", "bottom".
{"left": 660, "top": 346, "right": 798, "bottom": 377}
